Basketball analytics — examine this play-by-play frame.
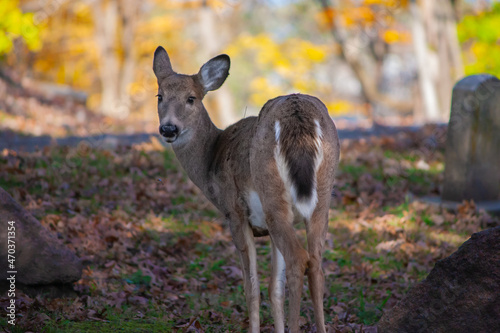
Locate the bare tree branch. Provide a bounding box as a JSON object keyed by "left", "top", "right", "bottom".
{"left": 317, "top": 0, "right": 414, "bottom": 114}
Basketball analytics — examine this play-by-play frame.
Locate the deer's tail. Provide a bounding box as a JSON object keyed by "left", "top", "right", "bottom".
{"left": 273, "top": 103, "right": 323, "bottom": 220}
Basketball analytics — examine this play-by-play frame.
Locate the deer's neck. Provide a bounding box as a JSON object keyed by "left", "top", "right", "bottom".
{"left": 171, "top": 108, "right": 222, "bottom": 193}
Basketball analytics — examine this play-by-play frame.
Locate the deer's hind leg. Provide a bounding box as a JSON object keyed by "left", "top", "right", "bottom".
{"left": 261, "top": 197, "right": 309, "bottom": 333}
{"left": 269, "top": 240, "right": 286, "bottom": 333}
{"left": 305, "top": 207, "right": 329, "bottom": 333}
{"left": 305, "top": 165, "right": 335, "bottom": 333}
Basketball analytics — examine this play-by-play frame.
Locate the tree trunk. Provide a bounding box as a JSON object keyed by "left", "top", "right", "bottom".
{"left": 426, "top": 0, "right": 464, "bottom": 122}
{"left": 117, "top": 0, "right": 139, "bottom": 118}
{"left": 410, "top": 0, "right": 440, "bottom": 123}
{"left": 198, "top": 2, "right": 238, "bottom": 128}
{"left": 93, "top": 0, "right": 121, "bottom": 117}
{"left": 93, "top": 0, "right": 139, "bottom": 119}
{"left": 318, "top": 0, "right": 414, "bottom": 122}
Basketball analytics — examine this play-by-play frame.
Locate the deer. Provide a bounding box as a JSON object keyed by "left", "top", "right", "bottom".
{"left": 153, "top": 46, "right": 340, "bottom": 333}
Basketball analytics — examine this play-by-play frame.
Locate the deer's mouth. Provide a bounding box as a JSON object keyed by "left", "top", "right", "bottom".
{"left": 164, "top": 135, "right": 177, "bottom": 143}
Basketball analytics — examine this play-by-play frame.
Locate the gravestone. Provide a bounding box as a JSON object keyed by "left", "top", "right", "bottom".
{"left": 442, "top": 75, "right": 500, "bottom": 202}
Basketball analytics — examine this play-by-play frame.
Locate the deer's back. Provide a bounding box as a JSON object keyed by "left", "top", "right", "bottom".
{"left": 207, "top": 94, "right": 339, "bottom": 221}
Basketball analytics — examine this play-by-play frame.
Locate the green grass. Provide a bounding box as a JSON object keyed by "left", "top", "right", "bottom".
{"left": 356, "top": 289, "right": 391, "bottom": 325}
{"left": 0, "top": 318, "right": 25, "bottom": 333}
{"left": 383, "top": 150, "right": 418, "bottom": 162}
{"left": 340, "top": 164, "right": 368, "bottom": 178}
{"left": 385, "top": 197, "right": 411, "bottom": 218}
{"left": 324, "top": 249, "right": 353, "bottom": 268}
{"left": 376, "top": 255, "right": 404, "bottom": 272}
{"left": 422, "top": 214, "right": 435, "bottom": 226}
{"left": 125, "top": 270, "right": 152, "bottom": 286}
{"left": 0, "top": 178, "right": 24, "bottom": 190}
{"left": 162, "top": 150, "right": 176, "bottom": 170}
{"left": 159, "top": 216, "right": 220, "bottom": 239}
{"left": 42, "top": 311, "right": 176, "bottom": 333}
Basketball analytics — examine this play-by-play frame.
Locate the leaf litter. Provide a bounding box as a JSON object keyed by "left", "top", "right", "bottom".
{"left": 0, "top": 125, "right": 498, "bottom": 332}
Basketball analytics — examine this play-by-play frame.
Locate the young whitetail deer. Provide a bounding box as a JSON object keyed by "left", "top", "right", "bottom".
{"left": 153, "top": 46, "right": 340, "bottom": 333}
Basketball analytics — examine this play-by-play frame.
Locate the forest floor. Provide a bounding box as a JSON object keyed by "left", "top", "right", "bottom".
{"left": 1, "top": 125, "right": 498, "bottom": 332}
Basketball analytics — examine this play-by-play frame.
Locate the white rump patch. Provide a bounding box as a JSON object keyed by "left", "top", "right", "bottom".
{"left": 274, "top": 119, "right": 324, "bottom": 220}
{"left": 247, "top": 190, "right": 267, "bottom": 229}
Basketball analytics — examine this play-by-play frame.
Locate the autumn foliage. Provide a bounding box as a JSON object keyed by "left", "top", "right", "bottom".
{"left": 1, "top": 0, "right": 500, "bottom": 331}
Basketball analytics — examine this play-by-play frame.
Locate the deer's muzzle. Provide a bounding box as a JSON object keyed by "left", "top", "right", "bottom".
{"left": 159, "top": 124, "right": 179, "bottom": 142}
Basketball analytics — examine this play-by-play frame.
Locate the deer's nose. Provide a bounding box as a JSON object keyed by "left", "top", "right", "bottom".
{"left": 160, "top": 124, "right": 179, "bottom": 138}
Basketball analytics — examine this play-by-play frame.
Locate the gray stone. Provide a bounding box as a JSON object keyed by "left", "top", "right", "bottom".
{"left": 418, "top": 196, "right": 500, "bottom": 216}
{"left": 378, "top": 226, "right": 500, "bottom": 333}
{"left": 0, "top": 187, "right": 82, "bottom": 285}
{"left": 443, "top": 75, "right": 500, "bottom": 202}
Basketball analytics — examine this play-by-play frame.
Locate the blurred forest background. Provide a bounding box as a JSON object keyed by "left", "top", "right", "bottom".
{"left": 2, "top": 1, "right": 500, "bottom": 331}
{"left": 1, "top": 0, "right": 499, "bottom": 137}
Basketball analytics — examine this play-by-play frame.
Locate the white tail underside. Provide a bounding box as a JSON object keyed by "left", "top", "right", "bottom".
{"left": 273, "top": 120, "right": 324, "bottom": 220}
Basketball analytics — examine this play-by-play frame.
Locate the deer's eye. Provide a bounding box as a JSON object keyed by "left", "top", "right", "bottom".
{"left": 156, "top": 94, "right": 163, "bottom": 102}
{"left": 187, "top": 96, "right": 196, "bottom": 104}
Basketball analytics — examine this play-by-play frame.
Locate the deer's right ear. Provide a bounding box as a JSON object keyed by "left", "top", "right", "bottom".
{"left": 153, "top": 46, "right": 173, "bottom": 80}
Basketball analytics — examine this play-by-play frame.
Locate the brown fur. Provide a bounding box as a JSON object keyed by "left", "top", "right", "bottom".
{"left": 153, "top": 46, "right": 340, "bottom": 333}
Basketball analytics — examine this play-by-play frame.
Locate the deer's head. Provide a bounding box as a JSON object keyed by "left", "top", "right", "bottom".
{"left": 153, "top": 46, "right": 230, "bottom": 144}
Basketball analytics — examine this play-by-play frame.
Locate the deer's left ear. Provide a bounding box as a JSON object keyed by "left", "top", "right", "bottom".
{"left": 198, "top": 54, "right": 230, "bottom": 93}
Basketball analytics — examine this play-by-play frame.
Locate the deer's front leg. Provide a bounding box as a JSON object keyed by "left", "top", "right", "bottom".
{"left": 229, "top": 215, "right": 260, "bottom": 333}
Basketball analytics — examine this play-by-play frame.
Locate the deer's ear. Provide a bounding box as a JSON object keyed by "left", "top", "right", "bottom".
{"left": 153, "top": 46, "right": 173, "bottom": 80}
{"left": 198, "top": 54, "right": 230, "bottom": 93}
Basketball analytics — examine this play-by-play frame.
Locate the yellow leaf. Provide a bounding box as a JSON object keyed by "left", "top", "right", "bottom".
{"left": 383, "top": 29, "right": 400, "bottom": 44}
{"left": 326, "top": 100, "right": 355, "bottom": 116}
